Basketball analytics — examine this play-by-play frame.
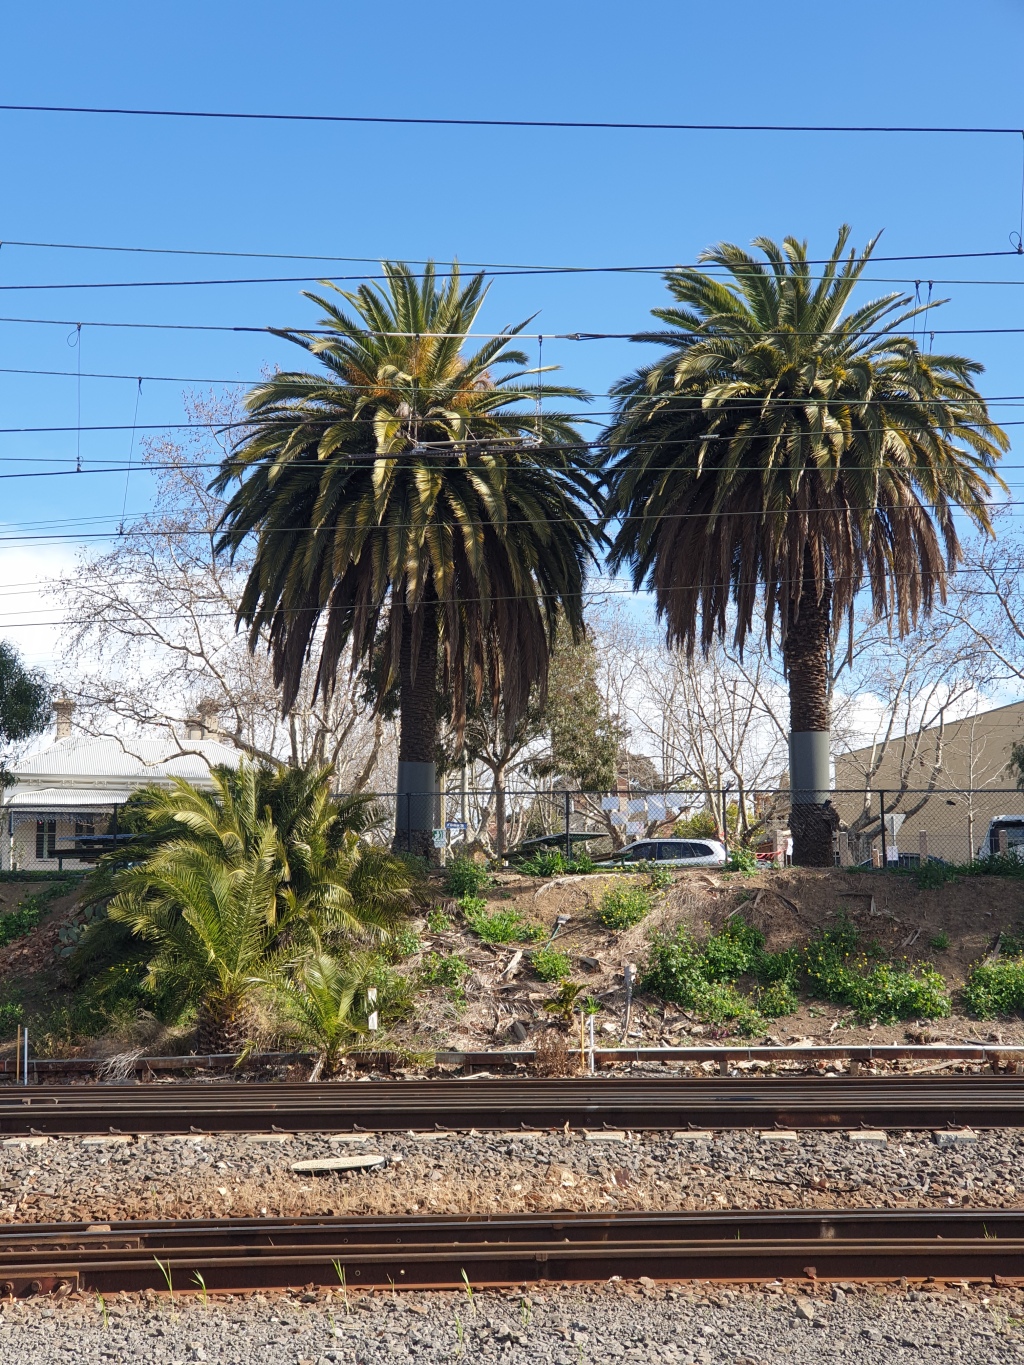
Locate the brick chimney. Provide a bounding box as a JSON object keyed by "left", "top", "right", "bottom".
{"left": 54, "top": 697, "right": 74, "bottom": 740}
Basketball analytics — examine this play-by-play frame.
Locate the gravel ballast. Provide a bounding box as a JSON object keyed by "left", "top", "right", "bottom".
{"left": 0, "top": 1280, "right": 1020, "bottom": 1363}
{"left": 0, "top": 1127, "right": 1019, "bottom": 1222}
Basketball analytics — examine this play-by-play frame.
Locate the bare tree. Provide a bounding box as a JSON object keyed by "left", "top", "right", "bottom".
{"left": 52, "top": 395, "right": 386, "bottom": 785}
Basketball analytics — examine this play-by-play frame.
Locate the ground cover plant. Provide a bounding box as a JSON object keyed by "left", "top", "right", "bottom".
{"left": 643, "top": 910, "right": 951, "bottom": 1031}
{"left": 515, "top": 848, "right": 596, "bottom": 876}
{"left": 962, "top": 958, "right": 1024, "bottom": 1017}
{"left": 0, "top": 875, "right": 80, "bottom": 950}
{"left": 459, "top": 896, "right": 545, "bottom": 944}
{"left": 596, "top": 883, "right": 652, "bottom": 930}
{"left": 529, "top": 946, "right": 573, "bottom": 982}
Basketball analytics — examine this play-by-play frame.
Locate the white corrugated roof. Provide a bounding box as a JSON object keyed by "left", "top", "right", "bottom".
{"left": 11, "top": 735, "right": 241, "bottom": 787}
{"left": 6, "top": 787, "right": 135, "bottom": 809}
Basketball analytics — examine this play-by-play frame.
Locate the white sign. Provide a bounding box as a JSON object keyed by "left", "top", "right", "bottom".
{"left": 432, "top": 828, "right": 445, "bottom": 848}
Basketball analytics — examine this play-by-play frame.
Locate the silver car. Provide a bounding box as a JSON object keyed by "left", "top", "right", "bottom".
{"left": 612, "top": 837, "right": 727, "bottom": 868}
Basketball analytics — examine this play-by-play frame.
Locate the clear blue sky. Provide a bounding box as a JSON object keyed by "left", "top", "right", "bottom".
{"left": 2, "top": 0, "right": 1024, "bottom": 663}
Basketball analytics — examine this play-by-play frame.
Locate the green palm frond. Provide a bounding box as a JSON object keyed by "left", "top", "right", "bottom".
{"left": 212, "top": 261, "right": 603, "bottom": 734}
{"left": 604, "top": 225, "right": 1009, "bottom": 655}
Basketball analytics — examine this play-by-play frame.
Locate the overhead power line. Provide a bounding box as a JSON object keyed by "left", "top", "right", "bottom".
{"left": 4, "top": 313, "right": 1024, "bottom": 339}
{"left": 2, "top": 102, "right": 1023, "bottom": 135}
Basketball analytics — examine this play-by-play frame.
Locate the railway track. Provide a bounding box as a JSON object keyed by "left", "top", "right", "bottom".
{"left": 3, "top": 1209, "right": 1024, "bottom": 1294}
{"left": 0, "top": 1076, "right": 1023, "bottom": 1136}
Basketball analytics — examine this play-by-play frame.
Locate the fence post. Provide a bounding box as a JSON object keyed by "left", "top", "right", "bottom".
{"left": 919, "top": 830, "right": 929, "bottom": 864}
{"left": 838, "top": 831, "right": 850, "bottom": 866}
{"left": 879, "top": 790, "right": 887, "bottom": 866}
{"left": 564, "top": 790, "right": 572, "bottom": 862}
{"left": 1000, "top": 827, "right": 1009, "bottom": 855}
{"left": 719, "top": 786, "right": 728, "bottom": 858}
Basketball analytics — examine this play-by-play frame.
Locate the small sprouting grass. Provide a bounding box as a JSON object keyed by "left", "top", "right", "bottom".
{"left": 460, "top": 1267, "right": 476, "bottom": 1311}
{"left": 192, "top": 1270, "right": 208, "bottom": 1306}
{"left": 332, "top": 1259, "right": 350, "bottom": 1314}
{"left": 154, "top": 1256, "right": 174, "bottom": 1300}
{"left": 455, "top": 1311, "right": 464, "bottom": 1356}
{"left": 96, "top": 1293, "right": 109, "bottom": 1329}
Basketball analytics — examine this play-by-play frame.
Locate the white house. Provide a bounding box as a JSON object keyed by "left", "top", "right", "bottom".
{"left": 2, "top": 704, "right": 241, "bottom": 871}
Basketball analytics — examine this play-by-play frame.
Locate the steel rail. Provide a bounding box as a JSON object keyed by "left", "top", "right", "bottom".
{"left": 3, "top": 1210, "right": 1024, "bottom": 1295}
{"left": 0, "top": 1077, "right": 1023, "bottom": 1135}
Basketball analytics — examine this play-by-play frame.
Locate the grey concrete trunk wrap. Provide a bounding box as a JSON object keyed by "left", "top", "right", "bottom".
{"left": 789, "top": 730, "right": 830, "bottom": 805}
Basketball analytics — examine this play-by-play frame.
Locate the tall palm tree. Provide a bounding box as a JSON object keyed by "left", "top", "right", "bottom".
{"left": 213, "top": 263, "right": 602, "bottom": 856}
{"left": 604, "top": 227, "right": 1008, "bottom": 865}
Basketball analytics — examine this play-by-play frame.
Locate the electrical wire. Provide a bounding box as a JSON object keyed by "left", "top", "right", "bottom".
{"left": 4, "top": 237, "right": 1024, "bottom": 280}
{"left": 2, "top": 101, "right": 1023, "bottom": 135}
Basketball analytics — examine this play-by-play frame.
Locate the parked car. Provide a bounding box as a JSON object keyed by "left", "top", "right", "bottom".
{"left": 602, "top": 837, "right": 727, "bottom": 868}
{"left": 982, "top": 815, "right": 1024, "bottom": 859}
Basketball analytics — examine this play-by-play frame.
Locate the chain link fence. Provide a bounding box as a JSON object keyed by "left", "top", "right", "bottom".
{"left": 355, "top": 784, "right": 1024, "bottom": 868}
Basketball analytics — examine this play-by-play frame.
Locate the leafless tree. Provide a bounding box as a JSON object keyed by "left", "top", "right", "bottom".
{"left": 52, "top": 395, "right": 387, "bottom": 786}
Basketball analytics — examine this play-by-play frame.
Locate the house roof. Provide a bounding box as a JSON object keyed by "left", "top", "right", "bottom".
{"left": 9, "top": 735, "right": 241, "bottom": 792}
{"left": 7, "top": 786, "right": 136, "bottom": 810}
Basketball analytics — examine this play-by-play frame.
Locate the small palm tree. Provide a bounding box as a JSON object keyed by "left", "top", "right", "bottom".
{"left": 108, "top": 819, "right": 287, "bottom": 1053}
{"left": 605, "top": 227, "right": 1008, "bottom": 864}
{"left": 274, "top": 952, "right": 374, "bottom": 1080}
{"left": 213, "top": 263, "right": 602, "bottom": 855}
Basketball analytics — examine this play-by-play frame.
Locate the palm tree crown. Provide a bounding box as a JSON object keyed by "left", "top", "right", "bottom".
{"left": 213, "top": 263, "right": 602, "bottom": 767}
{"left": 604, "top": 226, "right": 1008, "bottom": 862}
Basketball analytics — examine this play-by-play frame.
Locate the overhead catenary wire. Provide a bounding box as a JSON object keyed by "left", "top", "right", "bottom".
{"left": 2, "top": 101, "right": 1023, "bottom": 135}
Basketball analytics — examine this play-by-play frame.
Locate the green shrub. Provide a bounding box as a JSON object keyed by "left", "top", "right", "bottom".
{"left": 929, "top": 932, "right": 950, "bottom": 952}
{"left": 382, "top": 926, "right": 422, "bottom": 962}
{"left": 639, "top": 861, "right": 673, "bottom": 891}
{"left": 426, "top": 906, "right": 453, "bottom": 933}
{"left": 444, "top": 857, "right": 490, "bottom": 898}
{"left": 755, "top": 946, "right": 802, "bottom": 986}
{"left": 517, "top": 849, "right": 596, "bottom": 877}
{"left": 700, "top": 915, "right": 765, "bottom": 980}
{"left": 757, "top": 980, "right": 799, "bottom": 1017}
{"left": 362, "top": 958, "right": 416, "bottom": 1023}
{"left": 597, "top": 884, "right": 652, "bottom": 930}
{"left": 725, "top": 846, "right": 758, "bottom": 875}
{"left": 418, "top": 951, "right": 472, "bottom": 1007}
{"left": 0, "top": 876, "right": 80, "bottom": 950}
{"left": 530, "top": 946, "right": 573, "bottom": 982}
{"left": 914, "top": 853, "right": 1024, "bottom": 890}
{"left": 673, "top": 812, "right": 718, "bottom": 839}
{"left": 963, "top": 958, "right": 1024, "bottom": 1017}
{"left": 0, "top": 1000, "right": 23, "bottom": 1039}
{"left": 804, "top": 913, "right": 948, "bottom": 1022}
{"left": 461, "top": 897, "right": 544, "bottom": 944}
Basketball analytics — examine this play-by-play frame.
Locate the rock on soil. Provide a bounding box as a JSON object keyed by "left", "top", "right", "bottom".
{"left": 1, "top": 1127, "right": 1023, "bottom": 1222}
{"left": 0, "top": 1279, "right": 1019, "bottom": 1363}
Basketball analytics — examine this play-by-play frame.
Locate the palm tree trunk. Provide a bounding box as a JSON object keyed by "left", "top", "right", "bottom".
{"left": 783, "top": 562, "right": 836, "bottom": 867}
{"left": 393, "top": 599, "right": 439, "bottom": 859}
{"left": 196, "top": 990, "right": 250, "bottom": 1056}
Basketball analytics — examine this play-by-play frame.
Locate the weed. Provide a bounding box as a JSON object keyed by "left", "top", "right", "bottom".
{"left": 0, "top": 1000, "right": 23, "bottom": 1040}
{"left": 332, "top": 1260, "right": 349, "bottom": 1314}
{"left": 418, "top": 951, "right": 472, "bottom": 1007}
{"left": 154, "top": 1256, "right": 174, "bottom": 1300}
{"left": 756, "top": 979, "right": 799, "bottom": 1017}
{"left": 929, "top": 932, "right": 951, "bottom": 952}
{"left": 804, "top": 914, "right": 949, "bottom": 1023}
{"left": 455, "top": 1312, "right": 464, "bottom": 1356}
{"left": 461, "top": 897, "right": 545, "bottom": 944}
{"left": 913, "top": 853, "right": 1024, "bottom": 890}
{"left": 725, "top": 846, "right": 759, "bottom": 874}
{"left": 517, "top": 848, "right": 596, "bottom": 876}
{"left": 382, "top": 926, "right": 422, "bottom": 962}
{"left": 426, "top": 907, "right": 453, "bottom": 933}
{"left": 520, "top": 1297, "right": 532, "bottom": 1327}
{"left": 963, "top": 958, "right": 1024, "bottom": 1017}
{"left": 530, "top": 946, "right": 573, "bottom": 982}
{"left": 597, "top": 884, "right": 651, "bottom": 930}
{"left": 96, "top": 1294, "right": 109, "bottom": 1329}
{"left": 192, "top": 1271, "right": 208, "bottom": 1306}
{"left": 0, "top": 876, "right": 80, "bottom": 950}
{"left": 460, "top": 1267, "right": 476, "bottom": 1311}
{"left": 444, "top": 857, "right": 491, "bottom": 898}
{"left": 641, "top": 861, "right": 673, "bottom": 891}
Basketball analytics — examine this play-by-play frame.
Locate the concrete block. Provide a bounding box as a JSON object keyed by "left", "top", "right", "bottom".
{"left": 671, "top": 1131, "right": 713, "bottom": 1142}
{"left": 584, "top": 1130, "right": 628, "bottom": 1142}
{"left": 759, "top": 1130, "right": 799, "bottom": 1142}
{"left": 847, "top": 1130, "right": 888, "bottom": 1147}
{"left": 244, "top": 1133, "right": 292, "bottom": 1144}
{"left": 290, "top": 1154, "right": 386, "bottom": 1174}
{"left": 933, "top": 1129, "right": 978, "bottom": 1147}
{"left": 1, "top": 1136, "right": 47, "bottom": 1147}
{"left": 81, "top": 1135, "right": 131, "bottom": 1146}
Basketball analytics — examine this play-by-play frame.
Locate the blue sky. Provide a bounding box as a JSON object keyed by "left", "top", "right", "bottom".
{"left": 2, "top": 0, "right": 1024, "bottom": 666}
